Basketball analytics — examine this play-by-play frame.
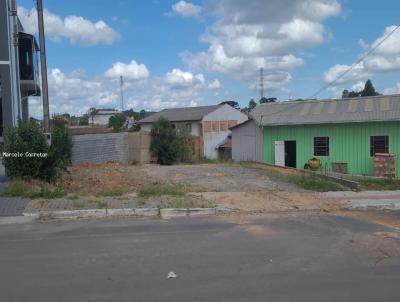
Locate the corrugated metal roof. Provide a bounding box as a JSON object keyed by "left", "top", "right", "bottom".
{"left": 251, "top": 95, "right": 400, "bottom": 126}
{"left": 137, "top": 105, "right": 219, "bottom": 123}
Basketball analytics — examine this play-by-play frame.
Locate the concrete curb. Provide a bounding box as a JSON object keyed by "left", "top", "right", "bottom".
{"left": 26, "top": 207, "right": 226, "bottom": 221}
{"left": 345, "top": 200, "right": 400, "bottom": 211}
{"left": 0, "top": 215, "right": 37, "bottom": 225}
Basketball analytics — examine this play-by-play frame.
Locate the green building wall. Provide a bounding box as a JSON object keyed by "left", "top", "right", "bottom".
{"left": 263, "top": 122, "right": 400, "bottom": 179}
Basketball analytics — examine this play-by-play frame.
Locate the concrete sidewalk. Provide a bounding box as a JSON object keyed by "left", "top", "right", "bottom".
{"left": 0, "top": 163, "right": 30, "bottom": 220}
{"left": 326, "top": 190, "right": 400, "bottom": 210}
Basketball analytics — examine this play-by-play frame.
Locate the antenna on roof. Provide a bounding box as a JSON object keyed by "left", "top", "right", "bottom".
{"left": 120, "top": 75, "right": 124, "bottom": 111}
{"left": 259, "top": 67, "right": 264, "bottom": 100}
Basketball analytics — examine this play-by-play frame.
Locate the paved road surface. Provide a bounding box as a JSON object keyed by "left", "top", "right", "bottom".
{"left": 0, "top": 213, "right": 399, "bottom": 302}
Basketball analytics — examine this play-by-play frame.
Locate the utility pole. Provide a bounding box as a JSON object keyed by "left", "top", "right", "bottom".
{"left": 37, "top": 0, "right": 50, "bottom": 132}
{"left": 120, "top": 75, "right": 124, "bottom": 111}
{"left": 260, "top": 67, "right": 264, "bottom": 99}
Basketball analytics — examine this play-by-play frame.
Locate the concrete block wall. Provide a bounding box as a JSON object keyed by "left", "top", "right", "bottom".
{"left": 71, "top": 133, "right": 128, "bottom": 165}
{"left": 127, "top": 132, "right": 151, "bottom": 164}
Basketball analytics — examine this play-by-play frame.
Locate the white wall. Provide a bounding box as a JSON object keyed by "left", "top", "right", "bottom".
{"left": 140, "top": 121, "right": 201, "bottom": 136}
{"left": 202, "top": 104, "right": 248, "bottom": 159}
{"left": 140, "top": 123, "right": 152, "bottom": 132}
{"left": 93, "top": 114, "right": 114, "bottom": 126}
{"left": 232, "top": 120, "right": 263, "bottom": 162}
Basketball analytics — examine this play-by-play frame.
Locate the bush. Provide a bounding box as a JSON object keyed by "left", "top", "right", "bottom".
{"left": 150, "top": 117, "right": 178, "bottom": 165}
{"left": 3, "top": 121, "right": 49, "bottom": 179}
{"left": 109, "top": 114, "right": 127, "bottom": 132}
{"left": 39, "top": 120, "right": 73, "bottom": 182}
{"left": 150, "top": 118, "right": 194, "bottom": 165}
{"left": 175, "top": 124, "right": 194, "bottom": 162}
{"left": 2, "top": 120, "right": 72, "bottom": 183}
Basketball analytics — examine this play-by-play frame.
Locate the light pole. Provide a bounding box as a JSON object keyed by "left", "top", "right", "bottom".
{"left": 37, "top": 0, "right": 50, "bottom": 132}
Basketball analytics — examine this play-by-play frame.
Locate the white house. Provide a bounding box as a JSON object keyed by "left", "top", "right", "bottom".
{"left": 92, "top": 109, "right": 120, "bottom": 126}
{"left": 138, "top": 104, "right": 248, "bottom": 159}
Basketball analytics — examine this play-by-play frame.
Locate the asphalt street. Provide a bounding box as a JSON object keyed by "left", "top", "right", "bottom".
{"left": 0, "top": 213, "right": 399, "bottom": 302}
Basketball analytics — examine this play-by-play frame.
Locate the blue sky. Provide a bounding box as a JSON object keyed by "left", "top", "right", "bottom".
{"left": 17, "top": 0, "right": 400, "bottom": 116}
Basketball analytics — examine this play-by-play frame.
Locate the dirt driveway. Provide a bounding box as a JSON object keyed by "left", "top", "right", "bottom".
{"left": 52, "top": 163, "right": 342, "bottom": 213}
{"left": 144, "top": 164, "right": 303, "bottom": 192}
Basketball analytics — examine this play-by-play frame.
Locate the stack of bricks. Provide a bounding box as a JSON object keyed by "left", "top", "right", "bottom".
{"left": 374, "top": 153, "right": 396, "bottom": 179}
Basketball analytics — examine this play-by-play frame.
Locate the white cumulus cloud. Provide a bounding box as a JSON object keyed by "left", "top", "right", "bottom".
{"left": 208, "top": 79, "right": 221, "bottom": 89}
{"left": 165, "top": 68, "right": 205, "bottom": 88}
{"left": 182, "top": 0, "right": 341, "bottom": 92}
{"left": 18, "top": 6, "right": 120, "bottom": 46}
{"left": 105, "top": 60, "right": 150, "bottom": 81}
{"left": 171, "top": 1, "right": 201, "bottom": 17}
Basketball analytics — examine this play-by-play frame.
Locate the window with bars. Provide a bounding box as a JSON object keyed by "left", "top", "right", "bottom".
{"left": 370, "top": 136, "right": 389, "bottom": 156}
{"left": 314, "top": 137, "right": 329, "bottom": 156}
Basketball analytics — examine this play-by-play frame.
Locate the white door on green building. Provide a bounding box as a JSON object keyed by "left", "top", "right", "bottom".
{"left": 275, "top": 141, "right": 285, "bottom": 167}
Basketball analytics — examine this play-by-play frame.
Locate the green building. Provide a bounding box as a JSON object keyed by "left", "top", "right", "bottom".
{"left": 248, "top": 95, "right": 400, "bottom": 179}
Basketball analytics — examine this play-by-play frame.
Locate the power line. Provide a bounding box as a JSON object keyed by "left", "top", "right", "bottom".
{"left": 309, "top": 25, "right": 400, "bottom": 99}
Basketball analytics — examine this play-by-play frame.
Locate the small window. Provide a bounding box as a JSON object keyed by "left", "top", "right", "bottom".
{"left": 314, "top": 137, "right": 329, "bottom": 156}
{"left": 185, "top": 123, "right": 192, "bottom": 132}
{"left": 370, "top": 136, "right": 389, "bottom": 156}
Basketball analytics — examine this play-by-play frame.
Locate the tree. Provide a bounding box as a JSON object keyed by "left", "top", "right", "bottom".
{"left": 241, "top": 99, "right": 257, "bottom": 113}
{"left": 361, "top": 79, "right": 379, "bottom": 97}
{"left": 150, "top": 118, "right": 178, "bottom": 165}
{"left": 79, "top": 115, "right": 89, "bottom": 126}
{"left": 248, "top": 99, "right": 257, "bottom": 110}
{"left": 219, "top": 100, "right": 240, "bottom": 109}
{"left": 108, "top": 114, "right": 127, "bottom": 132}
{"left": 342, "top": 79, "right": 380, "bottom": 99}
{"left": 259, "top": 97, "right": 277, "bottom": 103}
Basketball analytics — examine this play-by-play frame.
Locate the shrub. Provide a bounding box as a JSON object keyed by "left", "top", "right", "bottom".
{"left": 175, "top": 124, "right": 194, "bottom": 162}
{"left": 39, "top": 120, "right": 73, "bottom": 182}
{"left": 109, "top": 114, "right": 127, "bottom": 132}
{"left": 2, "top": 120, "right": 72, "bottom": 183}
{"left": 150, "top": 117, "right": 178, "bottom": 165}
{"left": 2, "top": 121, "right": 49, "bottom": 179}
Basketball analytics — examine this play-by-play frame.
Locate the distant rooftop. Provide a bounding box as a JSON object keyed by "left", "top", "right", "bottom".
{"left": 251, "top": 95, "right": 400, "bottom": 126}
{"left": 138, "top": 105, "right": 219, "bottom": 123}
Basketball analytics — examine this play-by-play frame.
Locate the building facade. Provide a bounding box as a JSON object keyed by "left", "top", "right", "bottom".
{"left": 138, "top": 104, "right": 248, "bottom": 159}
{"left": 232, "top": 95, "right": 400, "bottom": 179}
{"left": 0, "top": 1, "right": 40, "bottom": 136}
{"left": 230, "top": 119, "right": 263, "bottom": 162}
{"left": 92, "top": 109, "right": 120, "bottom": 126}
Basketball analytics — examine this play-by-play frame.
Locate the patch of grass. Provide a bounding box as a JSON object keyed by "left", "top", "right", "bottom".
{"left": 95, "top": 187, "right": 126, "bottom": 197}
{"left": 67, "top": 194, "right": 79, "bottom": 200}
{"left": 137, "top": 185, "right": 186, "bottom": 198}
{"left": 192, "top": 158, "right": 234, "bottom": 165}
{"left": 358, "top": 178, "right": 400, "bottom": 191}
{"left": 97, "top": 201, "right": 108, "bottom": 209}
{"left": 288, "top": 174, "right": 344, "bottom": 192}
{"left": 0, "top": 180, "right": 65, "bottom": 199}
{"left": 72, "top": 200, "right": 85, "bottom": 209}
{"left": 241, "top": 163, "right": 344, "bottom": 192}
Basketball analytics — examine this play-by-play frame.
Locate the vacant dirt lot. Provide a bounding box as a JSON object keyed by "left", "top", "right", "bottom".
{"left": 34, "top": 162, "right": 342, "bottom": 213}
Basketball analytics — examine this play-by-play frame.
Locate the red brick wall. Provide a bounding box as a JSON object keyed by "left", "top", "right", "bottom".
{"left": 374, "top": 153, "right": 396, "bottom": 179}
